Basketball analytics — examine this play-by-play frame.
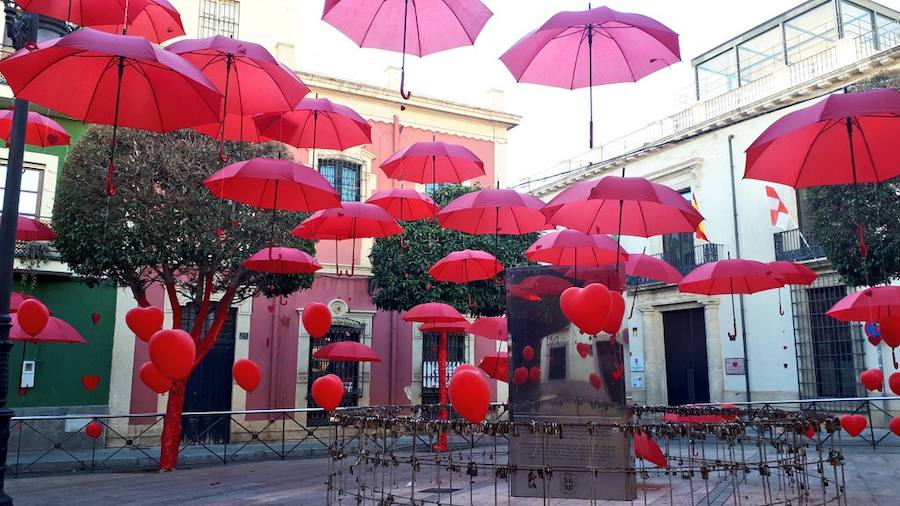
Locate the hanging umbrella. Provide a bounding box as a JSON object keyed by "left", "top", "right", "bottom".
{"left": 509, "top": 275, "right": 572, "bottom": 301}
{"left": 419, "top": 321, "right": 470, "bottom": 334}
{"left": 624, "top": 252, "right": 683, "bottom": 317}
{"left": 500, "top": 5, "right": 680, "bottom": 148}
{"left": 93, "top": 0, "right": 184, "bottom": 43}
{"left": 680, "top": 259, "right": 783, "bottom": 339}
{"left": 10, "top": 314, "right": 86, "bottom": 344}
{"left": 827, "top": 286, "right": 900, "bottom": 323}
{"left": 168, "top": 35, "right": 310, "bottom": 159}
{"left": 322, "top": 0, "right": 493, "bottom": 99}
{"left": 467, "top": 316, "right": 507, "bottom": 341}
{"left": 429, "top": 249, "right": 503, "bottom": 283}
{"left": 381, "top": 141, "right": 485, "bottom": 186}
{"left": 478, "top": 352, "right": 508, "bottom": 382}
{"left": 241, "top": 247, "right": 321, "bottom": 274}
{"left": 745, "top": 89, "right": 900, "bottom": 187}
{"left": 313, "top": 341, "right": 381, "bottom": 362}
{"left": 17, "top": 0, "right": 149, "bottom": 26}
{"left": 5, "top": 215, "right": 55, "bottom": 242}
{"left": 525, "top": 230, "right": 627, "bottom": 268}
{"left": 766, "top": 261, "right": 817, "bottom": 315}
{"left": 204, "top": 158, "right": 340, "bottom": 212}
{"left": 0, "top": 29, "right": 222, "bottom": 196}
{"left": 403, "top": 302, "right": 466, "bottom": 324}
{"left": 10, "top": 292, "right": 41, "bottom": 313}
{"left": 437, "top": 188, "right": 546, "bottom": 235}
{"left": 0, "top": 110, "right": 70, "bottom": 147}
{"left": 365, "top": 188, "right": 439, "bottom": 221}
{"left": 292, "top": 202, "right": 403, "bottom": 276}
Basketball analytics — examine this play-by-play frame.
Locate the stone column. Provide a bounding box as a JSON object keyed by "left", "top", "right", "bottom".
{"left": 639, "top": 307, "right": 667, "bottom": 405}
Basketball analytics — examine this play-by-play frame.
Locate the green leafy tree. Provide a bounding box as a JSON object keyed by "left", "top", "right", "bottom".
{"left": 368, "top": 184, "right": 537, "bottom": 316}
{"left": 52, "top": 127, "right": 315, "bottom": 470}
{"left": 804, "top": 72, "right": 900, "bottom": 287}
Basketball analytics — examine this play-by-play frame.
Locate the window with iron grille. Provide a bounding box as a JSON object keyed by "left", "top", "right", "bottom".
{"left": 661, "top": 188, "right": 697, "bottom": 274}
{"left": 306, "top": 318, "right": 362, "bottom": 426}
{"left": 0, "top": 165, "right": 42, "bottom": 217}
{"left": 199, "top": 0, "right": 240, "bottom": 38}
{"left": 791, "top": 272, "right": 865, "bottom": 400}
{"left": 421, "top": 332, "right": 467, "bottom": 405}
{"left": 318, "top": 158, "right": 362, "bottom": 202}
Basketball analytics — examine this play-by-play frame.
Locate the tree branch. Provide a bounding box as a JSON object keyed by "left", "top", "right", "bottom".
{"left": 160, "top": 264, "right": 183, "bottom": 330}
{"left": 194, "top": 284, "right": 237, "bottom": 365}
{"left": 189, "top": 275, "right": 214, "bottom": 340}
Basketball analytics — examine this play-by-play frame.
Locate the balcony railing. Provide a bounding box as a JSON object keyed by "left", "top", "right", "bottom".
{"left": 15, "top": 241, "right": 62, "bottom": 262}
{"left": 628, "top": 243, "right": 724, "bottom": 287}
{"left": 774, "top": 227, "right": 824, "bottom": 262}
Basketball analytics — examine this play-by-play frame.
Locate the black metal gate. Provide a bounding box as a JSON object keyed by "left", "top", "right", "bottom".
{"left": 421, "top": 331, "right": 467, "bottom": 413}
{"left": 306, "top": 318, "right": 362, "bottom": 426}
{"left": 663, "top": 308, "right": 710, "bottom": 405}
{"left": 181, "top": 303, "right": 237, "bottom": 445}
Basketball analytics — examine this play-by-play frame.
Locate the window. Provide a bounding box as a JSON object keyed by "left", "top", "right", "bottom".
{"left": 421, "top": 331, "right": 467, "bottom": 405}
{"left": 785, "top": 3, "right": 837, "bottom": 64}
{"left": 319, "top": 158, "right": 361, "bottom": 202}
{"left": 696, "top": 49, "right": 738, "bottom": 100}
{"left": 199, "top": 0, "right": 240, "bottom": 38}
{"left": 877, "top": 14, "right": 900, "bottom": 49}
{"left": 548, "top": 346, "right": 567, "bottom": 381}
{"left": 0, "top": 165, "right": 42, "bottom": 217}
{"left": 661, "top": 189, "right": 695, "bottom": 273}
{"left": 841, "top": 1, "right": 874, "bottom": 39}
{"left": 424, "top": 182, "right": 447, "bottom": 195}
{"left": 738, "top": 27, "right": 783, "bottom": 85}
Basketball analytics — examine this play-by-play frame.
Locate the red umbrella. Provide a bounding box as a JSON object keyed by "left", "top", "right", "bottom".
{"left": 241, "top": 247, "right": 321, "bottom": 274}
{"left": 0, "top": 111, "right": 70, "bottom": 147}
{"left": 745, "top": 89, "right": 900, "bottom": 187}
{"left": 766, "top": 261, "right": 817, "bottom": 316}
{"left": 467, "top": 316, "right": 507, "bottom": 341}
{"left": 501, "top": 6, "right": 679, "bottom": 148}
{"left": 478, "top": 352, "right": 508, "bottom": 382}
{"left": 313, "top": 341, "right": 381, "bottom": 362}
{"left": 0, "top": 29, "right": 222, "bottom": 196}
{"left": 18, "top": 0, "right": 149, "bottom": 27}
{"left": 365, "top": 188, "right": 439, "bottom": 221}
{"left": 403, "top": 302, "right": 466, "bottom": 324}
{"left": 204, "top": 158, "right": 340, "bottom": 212}
{"left": 10, "top": 314, "right": 86, "bottom": 344}
{"left": 827, "top": 286, "right": 900, "bottom": 323}
{"left": 7, "top": 215, "right": 55, "bottom": 242}
{"left": 626, "top": 253, "right": 683, "bottom": 284}
{"left": 9, "top": 292, "right": 41, "bottom": 313}
{"left": 93, "top": 0, "right": 185, "bottom": 43}
{"left": 381, "top": 141, "right": 485, "bottom": 186}
{"left": 292, "top": 202, "right": 403, "bottom": 276}
{"left": 525, "top": 230, "right": 626, "bottom": 267}
{"left": 634, "top": 432, "right": 667, "bottom": 468}
{"left": 168, "top": 35, "right": 310, "bottom": 158}
{"left": 419, "top": 321, "right": 470, "bottom": 334}
{"left": 509, "top": 275, "right": 572, "bottom": 301}
{"left": 429, "top": 249, "right": 503, "bottom": 283}
{"left": 437, "top": 189, "right": 546, "bottom": 235}
{"left": 323, "top": 0, "right": 492, "bottom": 99}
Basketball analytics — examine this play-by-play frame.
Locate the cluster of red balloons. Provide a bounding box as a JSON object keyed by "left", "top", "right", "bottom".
{"left": 449, "top": 367, "right": 489, "bottom": 424}
{"left": 311, "top": 374, "right": 344, "bottom": 411}
{"left": 303, "top": 303, "right": 332, "bottom": 340}
{"left": 17, "top": 299, "right": 50, "bottom": 337}
{"left": 559, "top": 283, "right": 625, "bottom": 336}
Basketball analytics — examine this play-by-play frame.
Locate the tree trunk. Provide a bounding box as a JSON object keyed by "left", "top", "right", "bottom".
{"left": 159, "top": 380, "right": 185, "bottom": 471}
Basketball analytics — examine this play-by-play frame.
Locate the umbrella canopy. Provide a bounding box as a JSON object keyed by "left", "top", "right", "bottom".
{"left": 634, "top": 432, "right": 667, "bottom": 468}
{"left": 679, "top": 260, "right": 783, "bottom": 296}
{"left": 509, "top": 275, "right": 573, "bottom": 300}
{"left": 525, "top": 229, "right": 626, "bottom": 267}
{"left": 18, "top": 0, "right": 149, "bottom": 26}
{"left": 402, "top": 302, "right": 466, "bottom": 324}
{"left": 253, "top": 97, "right": 372, "bottom": 151}
{"left": 381, "top": 141, "right": 485, "bottom": 185}
{"left": 467, "top": 316, "right": 507, "bottom": 341}
{"left": 745, "top": 89, "right": 900, "bottom": 187}
{"left": 93, "top": 0, "right": 185, "bottom": 43}
{"left": 419, "top": 321, "right": 470, "bottom": 334}
{"left": 429, "top": 249, "right": 503, "bottom": 283}
{"left": 478, "top": 352, "right": 508, "bottom": 382}
{"left": 204, "top": 158, "right": 340, "bottom": 212}
{"left": 0, "top": 110, "right": 69, "bottom": 147}
{"left": 826, "top": 286, "right": 900, "bottom": 322}
{"left": 10, "top": 292, "right": 41, "bottom": 313}
{"left": 437, "top": 188, "right": 546, "bottom": 235}
{"left": 625, "top": 253, "right": 683, "bottom": 284}
{"left": 10, "top": 314, "right": 86, "bottom": 344}
{"left": 241, "top": 247, "right": 321, "bottom": 274}
{"left": 544, "top": 176, "right": 703, "bottom": 237}
{"left": 500, "top": 5, "right": 679, "bottom": 148}
{"left": 365, "top": 188, "right": 439, "bottom": 221}
{"left": 313, "top": 341, "right": 381, "bottom": 362}
{"left": 7, "top": 215, "right": 55, "bottom": 242}
{"left": 766, "top": 261, "right": 817, "bottom": 286}
{"left": 292, "top": 202, "right": 403, "bottom": 240}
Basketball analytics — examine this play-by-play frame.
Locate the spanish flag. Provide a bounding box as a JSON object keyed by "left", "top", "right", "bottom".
{"left": 692, "top": 193, "right": 709, "bottom": 242}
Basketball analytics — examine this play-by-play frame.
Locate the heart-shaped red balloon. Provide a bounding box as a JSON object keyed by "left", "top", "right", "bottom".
{"left": 139, "top": 361, "right": 172, "bottom": 394}
{"left": 512, "top": 367, "right": 528, "bottom": 385}
{"left": 589, "top": 373, "right": 602, "bottom": 390}
{"left": 560, "top": 283, "right": 611, "bottom": 335}
{"left": 91, "top": 312, "right": 101, "bottom": 325}
{"left": 529, "top": 366, "right": 541, "bottom": 384}
{"left": 126, "top": 306, "right": 164, "bottom": 343}
{"left": 576, "top": 342, "right": 591, "bottom": 359}
{"left": 889, "top": 372, "right": 900, "bottom": 396}
{"left": 840, "top": 414, "right": 867, "bottom": 437}
{"left": 860, "top": 368, "right": 884, "bottom": 392}
{"left": 311, "top": 374, "right": 345, "bottom": 411}
{"left": 85, "top": 421, "right": 102, "bottom": 439}
{"left": 17, "top": 299, "right": 49, "bottom": 337}
{"left": 233, "top": 359, "right": 261, "bottom": 392}
{"left": 148, "top": 329, "right": 196, "bottom": 380}
{"left": 302, "top": 303, "right": 332, "bottom": 340}
{"left": 880, "top": 315, "right": 900, "bottom": 348}
{"left": 890, "top": 417, "right": 900, "bottom": 436}
{"left": 81, "top": 375, "right": 100, "bottom": 391}
{"left": 449, "top": 368, "right": 490, "bottom": 424}
{"left": 602, "top": 292, "right": 626, "bottom": 335}
{"left": 522, "top": 345, "right": 535, "bottom": 363}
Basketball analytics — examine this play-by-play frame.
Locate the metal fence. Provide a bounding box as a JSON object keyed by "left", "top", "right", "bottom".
{"left": 774, "top": 227, "right": 825, "bottom": 262}
{"left": 629, "top": 243, "right": 724, "bottom": 287}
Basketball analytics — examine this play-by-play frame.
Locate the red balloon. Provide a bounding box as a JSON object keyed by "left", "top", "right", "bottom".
{"left": 455, "top": 364, "right": 481, "bottom": 376}
{"left": 890, "top": 417, "right": 900, "bottom": 436}
{"left": 449, "top": 368, "right": 490, "bottom": 424}
{"left": 881, "top": 315, "right": 900, "bottom": 348}
{"left": 148, "top": 329, "right": 196, "bottom": 380}
{"left": 860, "top": 368, "right": 884, "bottom": 392}
{"left": 889, "top": 372, "right": 900, "bottom": 396}
{"left": 840, "top": 414, "right": 867, "bottom": 437}
{"left": 576, "top": 342, "right": 591, "bottom": 358}
{"left": 85, "top": 421, "right": 102, "bottom": 439}
{"left": 17, "top": 299, "right": 49, "bottom": 337}
{"left": 602, "top": 292, "right": 626, "bottom": 335}
{"left": 126, "top": 306, "right": 164, "bottom": 343}
{"left": 589, "top": 373, "right": 602, "bottom": 390}
{"left": 529, "top": 366, "right": 541, "bottom": 384}
{"left": 312, "top": 374, "right": 344, "bottom": 411}
{"left": 521, "top": 345, "right": 535, "bottom": 363}
{"left": 302, "top": 303, "right": 332, "bottom": 340}
{"left": 139, "top": 361, "right": 172, "bottom": 394}
{"left": 512, "top": 367, "right": 528, "bottom": 385}
{"left": 560, "top": 283, "right": 611, "bottom": 335}
{"left": 233, "top": 359, "right": 261, "bottom": 392}
{"left": 804, "top": 424, "right": 817, "bottom": 439}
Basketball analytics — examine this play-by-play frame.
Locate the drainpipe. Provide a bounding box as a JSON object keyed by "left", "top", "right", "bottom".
{"left": 389, "top": 312, "right": 397, "bottom": 405}
{"left": 727, "top": 134, "right": 752, "bottom": 402}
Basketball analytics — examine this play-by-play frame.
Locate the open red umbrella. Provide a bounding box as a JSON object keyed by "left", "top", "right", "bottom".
{"left": 313, "top": 341, "right": 381, "bottom": 362}
{"left": 204, "top": 158, "right": 340, "bottom": 212}
{"left": 168, "top": 35, "right": 309, "bottom": 158}
{"left": 0, "top": 110, "right": 69, "bottom": 147}
{"left": 478, "top": 352, "right": 508, "bottom": 382}
{"left": 467, "top": 316, "right": 507, "bottom": 341}
{"left": 10, "top": 314, "right": 86, "bottom": 344}
{"left": 429, "top": 249, "right": 503, "bottom": 283}
{"left": 365, "top": 188, "right": 439, "bottom": 221}
{"left": 525, "top": 230, "right": 626, "bottom": 268}
{"left": 241, "top": 247, "right": 321, "bottom": 274}
{"left": 7, "top": 215, "right": 55, "bottom": 242}
{"left": 501, "top": 5, "right": 680, "bottom": 148}
{"left": 292, "top": 202, "right": 403, "bottom": 276}
{"left": 437, "top": 188, "right": 546, "bottom": 235}
{"left": 419, "top": 321, "right": 470, "bottom": 334}
{"left": 626, "top": 253, "right": 683, "bottom": 284}
{"left": 767, "top": 261, "right": 817, "bottom": 315}
{"left": 381, "top": 141, "right": 485, "bottom": 186}
{"left": 827, "top": 286, "right": 900, "bottom": 323}
{"left": 0, "top": 29, "right": 222, "bottom": 196}
{"left": 323, "top": 0, "right": 492, "bottom": 99}
{"left": 9, "top": 292, "right": 41, "bottom": 313}
{"left": 93, "top": 0, "right": 185, "bottom": 43}
{"left": 18, "top": 0, "right": 149, "bottom": 27}
{"left": 403, "top": 302, "right": 466, "bottom": 324}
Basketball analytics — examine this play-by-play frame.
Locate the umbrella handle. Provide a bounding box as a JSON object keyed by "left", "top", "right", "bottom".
{"left": 105, "top": 159, "right": 117, "bottom": 197}
{"left": 628, "top": 288, "right": 637, "bottom": 319}
{"left": 218, "top": 140, "right": 230, "bottom": 163}
{"left": 399, "top": 235, "right": 410, "bottom": 249}
{"left": 400, "top": 70, "right": 412, "bottom": 100}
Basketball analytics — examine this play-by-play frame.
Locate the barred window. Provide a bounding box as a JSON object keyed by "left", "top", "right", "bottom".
{"left": 318, "top": 158, "right": 362, "bottom": 202}
{"left": 199, "top": 0, "right": 240, "bottom": 38}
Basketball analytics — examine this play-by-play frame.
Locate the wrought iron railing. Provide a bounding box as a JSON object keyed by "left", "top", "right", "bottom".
{"left": 14, "top": 241, "right": 62, "bottom": 261}
{"left": 629, "top": 243, "right": 724, "bottom": 287}
{"left": 774, "top": 227, "right": 825, "bottom": 262}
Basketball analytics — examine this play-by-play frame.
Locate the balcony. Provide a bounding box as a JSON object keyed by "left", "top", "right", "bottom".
{"left": 15, "top": 241, "right": 62, "bottom": 262}
{"left": 628, "top": 243, "right": 725, "bottom": 288}
{"left": 774, "top": 228, "right": 825, "bottom": 262}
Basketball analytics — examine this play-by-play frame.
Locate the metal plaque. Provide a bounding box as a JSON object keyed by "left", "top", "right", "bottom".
{"left": 725, "top": 357, "right": 746, "bottom": 375}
